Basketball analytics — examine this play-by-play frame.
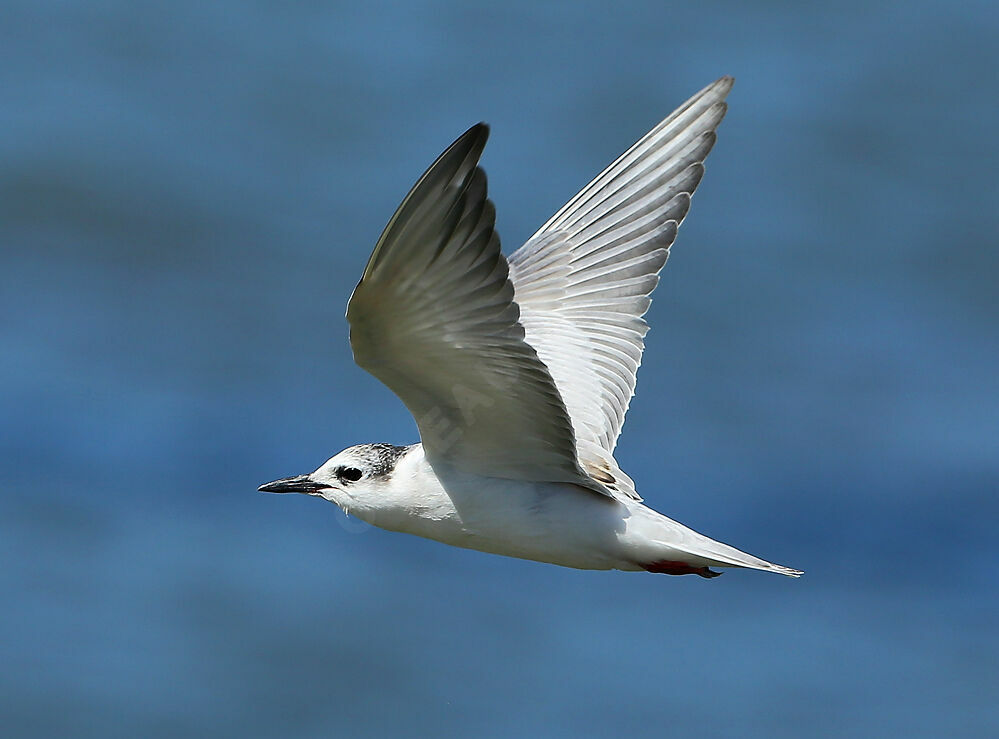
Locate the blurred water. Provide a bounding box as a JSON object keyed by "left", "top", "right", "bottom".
{"left": 2, "top": 1, "right": 997, "bottom": 736}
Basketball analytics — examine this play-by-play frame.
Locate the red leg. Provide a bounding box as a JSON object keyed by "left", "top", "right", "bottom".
{"left": 643, "top": 560, "right": 722, "bottom": 578}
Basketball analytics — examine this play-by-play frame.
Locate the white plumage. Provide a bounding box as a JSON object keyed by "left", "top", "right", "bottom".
{"left": 510, "top": 79, "right": 728, "bottom": 493}
{"left": 261, "top": 77, "right": 802, "bottom": 579}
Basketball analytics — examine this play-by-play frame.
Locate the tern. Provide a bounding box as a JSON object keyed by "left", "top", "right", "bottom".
{"left": 260, "top": 77, "right": 802, "bottom": 578}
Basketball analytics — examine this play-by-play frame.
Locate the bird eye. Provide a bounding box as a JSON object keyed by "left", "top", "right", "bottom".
{"left": 337, "top": 466, "right": 363, "bottom": 483}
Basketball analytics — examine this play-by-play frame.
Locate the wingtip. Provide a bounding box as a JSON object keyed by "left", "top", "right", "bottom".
{"left": 675, "top": 76, "right": 734, "bottom": 115}
{"left": 461, "top": 122, "right": 490, "bottom": 147}
{"left": 445, "top": 122, "right": 489, "bottom": 169}
{"left": 711, "top": 75, "right": 735, "bottom": 97}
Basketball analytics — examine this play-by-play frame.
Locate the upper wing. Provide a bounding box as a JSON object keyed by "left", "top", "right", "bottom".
{"left": 347, "top": 124, "right": 608, "bottom": 494}
{"left": 508, "top": 77, "right": 734, "bottom": 471}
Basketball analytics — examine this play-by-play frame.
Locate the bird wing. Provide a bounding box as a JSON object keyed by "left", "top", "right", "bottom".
{"left": 347, "top": 124, "right": 610, "bottom": 495}
{"left": 508, "top": 76, "right": 734, "bottom": 489}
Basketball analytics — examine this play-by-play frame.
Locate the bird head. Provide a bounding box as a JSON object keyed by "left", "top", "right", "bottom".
{"left": 258, "top": 443, "right": 410, "bottom": 510}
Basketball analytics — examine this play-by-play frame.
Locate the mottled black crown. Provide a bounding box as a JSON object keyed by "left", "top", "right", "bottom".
{"left": 350, "top": 443, "right": 412, "bottom": 478}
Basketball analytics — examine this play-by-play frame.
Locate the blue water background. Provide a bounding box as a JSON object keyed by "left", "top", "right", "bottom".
{"left": 2, "top": 2, "right": 997, "bottom": 736}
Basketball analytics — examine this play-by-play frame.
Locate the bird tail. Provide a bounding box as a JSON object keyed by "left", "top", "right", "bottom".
{"left": 637, "top": 508, "right": 803, "bottom": 577}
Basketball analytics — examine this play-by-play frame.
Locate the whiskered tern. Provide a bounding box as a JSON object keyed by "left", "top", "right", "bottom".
{"left": 260, "top": 77, "right": 802, "bottom": 578}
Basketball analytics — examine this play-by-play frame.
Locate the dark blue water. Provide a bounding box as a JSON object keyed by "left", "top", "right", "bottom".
{"left": 2, "top": 2, "right": 997, "bottom": 736}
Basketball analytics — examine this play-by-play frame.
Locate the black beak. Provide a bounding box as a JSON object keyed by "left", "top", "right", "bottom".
{"left": 258, "top": 474, "right": 332, "bottom": 494}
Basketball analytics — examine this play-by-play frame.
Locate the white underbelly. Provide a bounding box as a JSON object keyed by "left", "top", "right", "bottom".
{"left": 359, "top": 471, "right": 642, "bottom": 571}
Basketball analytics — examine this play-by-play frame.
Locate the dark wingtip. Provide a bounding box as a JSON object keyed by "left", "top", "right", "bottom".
{"left": 454, "top": 122, "right": 489, "bottom": 161}
{"left": 467, "top": 121, "right": 489, "bottom": 137}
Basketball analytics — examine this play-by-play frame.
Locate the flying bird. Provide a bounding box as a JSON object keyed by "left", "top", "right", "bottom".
{"left": 260, "top": 76, "right": 802, "bottom": 578}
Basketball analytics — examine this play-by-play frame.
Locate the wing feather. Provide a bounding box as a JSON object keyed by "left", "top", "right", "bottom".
{"left": 509, "top": 77, "right": 735, "bottom": 494}
{"left": 347, "top": 124, "right": 609, "bottom": 494}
